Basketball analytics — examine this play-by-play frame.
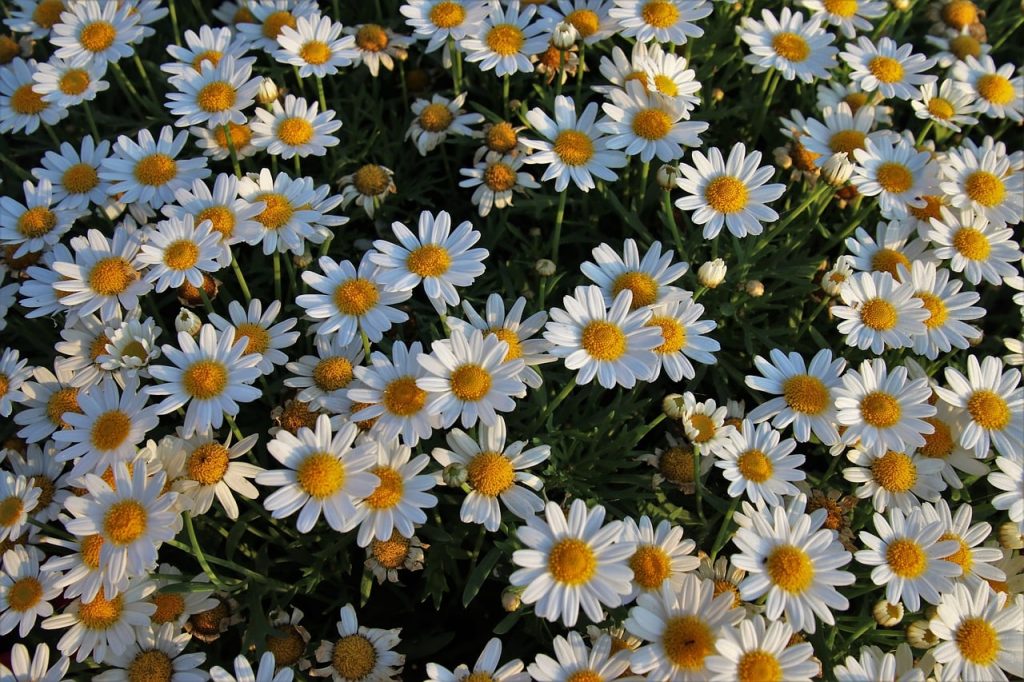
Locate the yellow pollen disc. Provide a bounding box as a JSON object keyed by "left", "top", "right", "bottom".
{"left": 366, "top": 466, "right": 404, "bottom": 509}
{"left": 624, "top": 71, "right": 649, "bottom": 91}
{"left": 189, "top": 599, "right": 229, "bottom": 637}
{"left": 81, "top": 534, "right": 103, "bottom": 569}
{"left": 163, "top": 239, "right": 200, "bottom": 271}
{"left": 187, "top": 442, "right": 231, "bottom": 485}
{"left": 485, "top": 23, "right": 524, "bottom": 56}
{"left": 738, "top": 650, "right": 783, "bottom": 682}
{"left": 0, "top": 374, "right": 7, "bottom": 398}
{"left": 844, "top": 92, "right": 869, "bottom": 112}
{"left": 548, "top": 538, "right": 597, "bottom": 585}
{"left": 869, "top": 56, "right": 904, "bottom": 84}
{"left": 488, "top": 327, "right": 522, "bottom": 361}
{"left": 254, "top": 193, "right": 293, "bottom": 230}
{"left": 90, "top": 256, "right": 138, "bottom": 296}
{"left": 566, "top": 670, "right": 601, "bottom": 682}
{"left": 332, "top": 634, "right": 377, "bottom": 679}
{"left": 133, "top": 153, "right": 177, "bottom": 187}
{"left": 196, "top": 81, "right": 236, "bottom": 113}
{"left": 299, "top": 40, "right": 331, "bottom": 65}
{"left": 214, "top": 122, "right": 252, "bottom": 149}
{"left": 78, "top": 589, "right": 124, "bottom": 630}
{"left": 792, "top": 138, "right": 821, "bottom": 170}
{"left": 483, "top": 162, "right": 517, "bottom": 192}
{"left": 356, "top": 24, "right": 389, "bottom": 51}
{"left": 859, "top": 297, "right": 898, "bottom": 331}
{"left": 629, "top": 544, "right": 671, "bottom": 589}
{"left": 0, "top": 496, "right": 23, "bottom": 527}
{"left": 871, "top": 248, "right": 911, "bottom": 278}
{"left": 909, "top": 195, "right": 945, "bottom": 222}
{"left": 265, "top": 625, "right": 306, "bottom": 667}
{"left": 566, "top": 9, "right": 599, "bottom": 36}
{"left": 191, "top": 50, "right": 222, "bottom": 70}
{"left": 941, "top": 0, "right": 979, "bottom": 29}
{"left": 90, "top": 410, "right": 132, "bottom": 451}
{"left": 612, "top": 271, "right": 660, "bottom": 309}
{"left": 886, "top": 537, "right": 927, "bottom": 577}
{"left": 371, "top": 532, "right": 411, "bottom": 568}
{"left": 296, "top": 452, "right": 345, "bottom": 499}
{"left": 63, "top": 162, "right": 99, "bottom": 195}
{"left": 967, "top": 389, "right": 1011, "bottom": 430}
{"left": 150, "top": 592, "right": 185, "bottom": 624}
{"left": 859, "top": 391, "right": 902, "bottom": 428}
{"left": 59, "top": 68, "right": 90, "bottom": 96}
{"left": 279, "top": 400, "right": 320, "bottom": 434}
{"left": 927, "top": 97, "right": 955, "bottom": 120}
{"left": 467, "top": 451, "right": 515, "bottom": 496}
{"left": 418, "top": 103, "right": 454, "bottom": 133}
{"left": 127, "top": 650, "right": 173, "bottom": 682}
{"left": 956, "top": 618, "right": 1000, "bottom": 665}
{"left": 195, "top": 205, "right": 234, "bottom": 239}
{"left": 876, "top": 162, "right": 914, "bottom": 193}
{"left": 653, "top": 74, "right": 679, "bottom": 97}
{"left": 581, "top": 320, "right": 627, "bottom": 362}
{"left": 659, "top": 446, "right": 695, "bottom": 484}
{"left": 662, "top": 615, "right": 715, "bottom": 670}
{"left": 450, "top": 364, "right": 492, "bottom": 402}
{"left": 949, "top": 34, "right": 981, "bottom": 59}
{"left": 333, "top": 277, "right": 379, "bottom": 316}
{"left": 822, "top": 0, "right": 858, "bottom": 17}
{"left": 737, "top": 448, "right": 773, "bottom": 483}
{"left": 952, "top": 227, "right": 992, "bottom": 261}
{"left": 919, "top": 417, "right": 954, "bottom": 458}
{"left": 233, "top": 7, "right": 255, "bottom": 24}
{"left": 829, "top": 129, "right": 867, "bottom": 155}
{"left": 32, "top": 0, "right": 65, "bottom": 29}
{"left": 430, "top": 1, "right": 466, "bottom": 28}
{"left": 916, "top": 292, "right": 948, "bottom": 330}
{"left": 688, "top": 414, "right": 717, "bottom": 444}
{"left": 277, "top": 116, "right": 314, "bottom": 146}
{"left": 938, "top": 532, "right": 973, "bottom": 573}
{"left": 183, "top": 360, "right": 229, "bottom": 400}
{"left": 964, "top": 171, "right": 1006, "bottom": 208}
{"left": 313, "top": 356, "right": 354, "bottom": 392}
{"left": 352, "top": 164, "right": 391, "bottom": 196}
{"left": 704, "top": 175, "right": 749, "bottom": 214}
{"left": 767, "top": 544, "right": 814, "bottom": 593}
{"left": 16, "top": 206, "right": 57, "bottom": 238}
{"left": 0, "top": 36, "right": 16, "bottom": 65}
{"left": 262, "top": 10, "right": 297, "bottom": 39}
{"left": 632, "top": 108, "right": 672, "bottom": 141}
{"left": 783, "top": 374, "right": 829, "bottom": 415}
{"left": 122, "top": 340, "right": 149, "bottom": 361}
{"left": 46, "top": 387, "right": 81, "bottom": 428}
{"left": 871, "top": 451, "right": 917, "bottom": 492}
{"left": 772, "top": 32, "right": 810, "bottom": 62}
{"left": 486, "top": 121, "right": 519, "bottom": 153}
{"left": 648, "top": 316, "right": 686, "bottom": 354}
{"left": 554, "top": 129, "right": 595, "bottom": 166}
{"left": 642, "top": 0, "right": 680, "bottom": 28}
{"left": 30, "top": 475, "right": 56, "bottom": 509}
{"left": 11, "top": 84, "right": 47, "bottom": 114}
{"left": 233, "top": 322, "right": 270, "bottom": 355}
{"left": 406, "top": 243, "right": 451, "bottom": 277}
{"left": 103, "top": 499, "right": 148, "bottom": 545}
{"left": 382, "top": 376, "right": 427, "bottom": 417}
{"left": 79, "top": 21, "right": 116, "bottom": 53}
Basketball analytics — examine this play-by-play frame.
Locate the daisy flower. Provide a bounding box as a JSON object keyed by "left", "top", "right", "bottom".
{"left": 801, "top": 102, "right": 876, "bottom": 165}
{"left": 528, "top": 631, "right": 633, "bottom": 682}
{"left": 356, "top": 439, "right": 437, "bottom": 547}
{"left": 621, "top": 515, "right": 698, "bottom": 602}
{"left": 930, "top": 582, "right": 1024, "bottom": 682}
{"left": 990, "top": 455, "right": 1024, "bottom": 530}
{"left": 190, "top": 120, "right": 258, "bottom": 161}
{"left": 799, "top": 0, "right": 885, "bottom": 38}
{"left": 510, "top": 499, "right": 633, "bottom": 627}
{"left": 0, "top": 474, "right": 39, "bottom": 542}
{"left": 164, "top": 173, "right": 263, "bottom": 247}
{"left": 935, "top": 355, "right": 1023, "bottom": 459}
{"left": 95, "top": 623, "right": 207, "bottom": 682}
{"left": 0, "top": 545, "right": 61, "bottom": 637}
{"left": 0, "top": 178, "right": 82, "bottom": 258}
{"left": 256, "top": 415, "right": 377, "bottom": 534}
{"left": 211, "top": 652, "right": 294, "bottom": 682}
{"left": 251, "top": 94, "right": 341, "bottom": 159}
{"left": 911, "top": 79, "right": 979, "bottom": 132}
{"left": 173, "top": 432, "right": 262, "bottom": 520}
{"left": 99, "top": 126, "right": 211, "bottom": 210}
{"left": 233, "top": 0, "right": 319, "bottom": 52}
{"left": 260, "top": 606, "right": 312, "bottom": 672}
{"left": 50, "top": 228, "right": 152, "bottom": 320}
{"left": 236, "top": 169, "right": 324, "bottom": 255}
{"left": 274, "top": 14, "right": 357, "bottom": 77}
{"left": 833, "top": 643, "right": 925, "bottom": 682}
{"left": 431, "top": 416, "right": 549, "bottom": 532}
{"left": 97, "top": 315, "right": 164, "bottom": 383}
{"left": 681, "top": 393, "right": 737, "bottom": 455}
{"left": 146, "top": 564, "right": 218, "bottom": 630}
{"left": 165, "top": 55, "right": 260, "bottom": 128}
{"left": 208, "top": 298, "right": 299, "bottom": 377}
{"left": 522, "top": 95, "right": 627, "bottom": 192}
{"left": 544, "top": 285, "right": 662, "bottom": 389}
{"left": 599, "top": 80, "right": 708, "bottom": 163}
{"left": 31, "top": 54, "right": 109, "bottom": 107}
{"left": 0, "top": 347, "right": 32, "bottom": 417}
{"left": 706, "top": 615, "right": 819, "bottom": 682}
{"left": 843, "top": 446, "right": 945, "bottom": 512}
{"left": 12, "top": 365, "right": 82, "bottom": 444}
{"left": 296, "top": 253, "right": 411, "bottom": 343}
{"left": 400, "top": 0, "right": 488, "bottom": 54}
{"left": 841, "top": 36, "right": 937, "bottom": 100}
{"left": 406, "top": 92, "right": 483, "bottom": 156}
{"left": 459, "top": 151, "right": 539, "bottom": 216}
{"left": 926, "top": 208, "right": 1022, "bottom": 285}
{"left": 338, "top": 163, "right": 396, "bottom": 218}
{"left": 369, "top": 209, "right": 488, "bottom": 315}
{"left": 833, "top": 271, "right": 928, "bottom": 354}
{"left": 637, "top": 42, "right": 703, "bottom": 112}
{"left": 0, "top": 58, "right": 68, "bottom": 135}
{"left": 365, "top": 532, "right": 426, "bottom": 584}
{"left": 7, "top": 440, "right": 73, "bottom": 525}
{"left": 161, "top": 25, "right": 253, "bottom": 83}
{"left": 715, "top": 419, "right": 806, "bottom": 508}
{"left": 951, "top": 55, "right": 1024, "bottom": 122}
{"left": 285, "top": 335, "right": 363, "bottom": 413}
{"left": 49, "top": 1, "right": 142, "bottom": 67}
{"left": 346, "top": 341, "right": 435, "bottom": 446}
{"left": 43, "top": 516, "right": 112, "bottom": 602}
{"left": 138, "top": 215, "right": 229, "bottom": 292}
{"left": 851, "top": 135, "right": 938, "bottom": 220}
{"left": 581, "top": 238, "right": 689, "bottom": 310}
{"left": 922, "top": 499, "right": 1005, "bottom": 589}
{"left": 737, "top": 8, "right": 839, "bottom": 82}
{"left": 146, "top": 325, "right": 262, "bottom": 438}
{"left": 855, "top": 507, "right": 962, "bottom": 611}
{"left": 538, "top": 0, "right": 618, "bottom": 45}
{"left": 345, "top": 23, "right": 413, "bottom": 77}
{"left": 460, "top": 1, "right": 549, "bottom": 77}
{"left": 609, "top": 0, "right": 712, "bottom": 45}
{"left": 844, "top": 220, "right": 934, "bottom": 281}
{"left": 53, "top": 312, "right": 119, "bottom": 390}
{"left": 625, "top": 576, "right": 744, "bottom": 680}
{"left": 312, "top": 603, "right": 405, "bottom": 681}
{"left": 417, "top": 328, "right": 527, "bottom": 428}
{"left": 5, "top": 0, "right": 68, "bottom": 38}
{"left": 938, "top": 145, "right": 1024, "bottom": 228}
{"left": 918, "top": 401, "right": 988, "bottom": 490}
{"left": 675, "top": 142, "right": 786, "bottom": 239}
{"left": 426, "top": 637, "right": 526, "bottom": 682}
{"left": 0, "top": 643, "right": 69, "bottom": 682}
{"left": 899, "top": 261, "right": 983, "bottom": 359}
{"left": 32, "top": 136, "right": 110, "bottom": 211}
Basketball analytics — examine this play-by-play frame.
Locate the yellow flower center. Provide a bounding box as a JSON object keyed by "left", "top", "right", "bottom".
{"left": 371, "top": 532, "right": 411, "bottom": 568}
{"left": 659, "top": 446, "right": 694, "bottom": 484}
{"left": 486, "top": 121, "right": 519, "bottom": 153}
{"left": 262, "top": 10, "right": 297, "bottom": 39}
{"left": 333, "top": 278, "right": 380, "bottom": 316}
{"left": 279, "top": 400, "right": 321, "bottom": 434}
{"left": 16, "top": 206, "right": 57, "bottom": 238}
{"left": 829, "top": 129, "right": 867, "bottom": 155}
{"left": 554, "top": 130, "right": 594, "bottom": 166}
{"left": 938, "top": 532, "right": 973, "bottom": 573}
{"left": 430, "top": 1, "right": 466, "bottom": 28}
{"left": 313, "top": 356, "right": 354, "bottom": 392}
{"left": 662, "top": 615, "right": 715, "bottom": 671}
{"left": 859, "top": 298, "right": 898, "bottom": 331}
{"left": 196, "top": 81, "right": 236, "bottom": 113}
{"left": 182, "top": 360, "right": 229, "bottom": 400}
{"left": 277, "top": 116, "right": 314, "bottom": 146}
{"left": 0, "top": 36, "right": 16, "bottom": 65}
{"left": 642, "top": 0, "right": 680, "bottom": 28}
{"left": 566, "top": 671, "right": 602, "bottom": 682}
{"left": 876, "top": 162, "right": 914, "bottom": 194}
{"left": 188, "top": 599, "right": 229, "bottom": 638}
{"left": 629, "top": 544, "right": 671, "bottom": 589}
{"left": 194, "top": 205, "right": 233, "bottom": 240}
{"left": 90, "top": 409, "right": 132, "bottom": 452}
{"left": 612, "top": 271, "right": 659, "bottom": 309}
{"left": 122, "top": 340, "right": 149, "bottom": 361}
{"left": 488, "top": 327, "right": 522, "bottom": 361}
{"left": 103, "top": 499, "right": 148, "bottom": 545}
{"left": 467, "top": 451, "right": 515, "bottom": 496}
{"left": 737, "top": 650, "right": 783, "bottom": 682}
{"left": 356, "top": 24, "right": 389, "bottom": 52}
{"left": 860, "top": 391, "right": 902, "bottom": 428}
{"left": 566, "top": 9, "right": 599, "bottom": 37}
{"left": 941, "top": 0, "right": 978, "bottom": 29}
{"left": 191, "top": 50, "right": 222, "bottom": 70}
{"left": 187, "top": 442, "right": 231, "bottom": 485}
{"left": 654, "top": 74, "right": 678, "bottom": 97}
{"left": 909, "top": 195, "right": 945, "bottom": 222}
{"left": 916, "top": 292, "right": 948, "bottom": 330}
{"left": 366, "top": 466, "right": 404, "bottom": 509}
{"left": 967, "top": 389, "right": 1011, "bottom": 430}
{"left": 296, "top": 452, "right": 345, "bottom": 499}
{"left": 581, "top": 320, "right": 627, "bottom": 361}
{"left": 737, "top": 448, "right": 773, "bottom": 483}
{"left": 484, "top": 161, "right": 517, "bottom": 192}
{"left": 871, "top": 248, "right": 910, "bottom": 278}
{"left": 418, "top": 102, "right": 454, "bottom": 132}
{"left": 299, "top": 40, "right": 331, "bottom": 65}
{"left": 10, "top": 84, "right": 46, "bottom": 115}
{"left": 58, "top": 68, "right": 91, "bottom": 96}
{"left": 952, "top": 227, "right": 992, "bottom": 261}
{"left": 332, "top": 634, "right": 377, "bottom": 679}
{"left": 163, "top": 239, "right": 200, "bottom": 271}
{"left": 63, "top": 162, "right": 99, "bottom": 195}
{"left": 150, "top": 592, "right": 186, "bottom": 624}
{"left": 648, "top": 315, "right": 686, "bottom": 354}
{"left": 352, "top": 164, "right": 391, "bottom": 196}
{"left": 548, "top": 538, "right": 597, "bottom": 585}
{"left": 927, "top": 97, "right": 955, "bottom": 120}
{"left": 89, "top": 257, "right": 137, "bottom": 296}
{"left": 713, "top": 579, "right": 742, "bottom": 607}
{"left": 382, "top": 376, "right": 427, "bottom": 417}
{"left": 704, "top": 175, "right": 749, "bottom": 214}
{"left": 766, "top": 544, "right": 814, "bottom": 593}
{"left": 486, "top": 23, "right": 524, "bottom": 56}
{"left": 886, "top": 538, "right": 927, "bottom": 578}
{"left": 127, "top": 650, "right": 173, "bottom": 682}
{"left": 32, "top": 0, "right": 65, "bottom": 29}
{"left": 688, "top": 413, "right": 716, "bottom": 443}
{"left": 919, "top": 417, "right": 954, "bottom": 458}
{"left": 964, "top": 171, "right": 1006, "bottom": 208}
{"left": 79, "top": 21, "right": 116, "bottom": 53}
{"left": 949, "top": 34, "right": 981, "bottom": 59}
{"left": 822, "top": 0, "right": 858, "bottom": 17}
{"left": 78, "top": 589, "right": 123, "bottom": 630}
{"left": 214, "top": 122, "right": 252, "bottom": 149}
{"left": 265, "top": 625, "right": 306, "bottom": 667}
{"left": 254, "top": 192, "right": 293, "bottom": 230}
{"left": 782, "top": 374, "right": 830, "bottom": 415}
{"left": 30, "top": 475, "right": 55, "bottom": 509}
{"left": 80, "top": 534, "right": 103, "bottom": 569}
{"left": 772, "top": 32, "right": 810, "bottom": 62}
{"left": 233, "top": 322, "right": 270, "bottom": 355}
{"left": 406, "top": 243, "right": 451, "bottom": 277}
{"left": 868, "top": 56, "right": 904, "bottom": 84}
{"left": 956, "top": 618, "right": 1000, "bottom": 665}
{"left": 0, "top": 496, "right": 23, "bottom": 528}
{"left": 870, "top": 450, "right": 917, "bottom": 492}
{"left": 46, "top": 386, "right": 81, "bottom": 428}
{"left": 133, "top": 153, "right": 178, "bottom": 187}
{"left": 632, "top": 108, "right": 672, "bottom": 141}
{"left": 0, "top": 374, "right": 7, "bottom": 398}
{"left": 450, "top": 364, "right": 492, "bottom": 402}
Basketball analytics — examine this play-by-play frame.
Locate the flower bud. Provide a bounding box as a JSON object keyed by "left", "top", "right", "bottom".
{"left": 906, "top": 620, "right": 938, "bottom": 649}
{"left": 999, "top": 521, "right": 1024, "bottom": 549}
{"left": 821, "top": 152, "right": 854, "bottom": 186}
{"left": 535, "top": 258, "right": 556, "bottom": 276}
{"left": 662, "top": 393, "right": 686, "bottom": 419}
{"left": 175, "top": 308, "right": 202, "bottom": 336}
{"left": 873, "top": 599, "right": 904, "bottom": 627}
{"left": 551, "top": 21, "right": 579, "bottom": 49}
{"left": 442, "top": 463, "right": 468, "bottom": 487}
{"left": 711, "top": 87, "right": 725, "bottom": 102}
{"left": 257, "top": 77, "right": 279, "bottom": 105}
{"left": 698, "top": 258, "right": 727, "bottom": 288}
{"left": 892, "top": 0, "right": 910, "bottom": 10}
{"left": 656, "top": 164, "right": 681, "bottom": 190}
{"left": 773, "top": 146, "right": 793, "bottom": 170}
{"left": 501, "top": 586, "right": 522, "bottom": 612}
{"left": 744, "top": 279, "right": 764, "bottom": 297}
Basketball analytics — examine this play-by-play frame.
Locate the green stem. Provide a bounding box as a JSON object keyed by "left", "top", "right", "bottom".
{"left": 82, "top": 100, "right": 101, "bottom": 141}
{"left": 273, "top": 250, "right": 282, "bottom": 301}
{"left": 315, "top": 75, "right": 328, "bottom": 114}
{"left": 41, "top": 122, "right": 61, "bottom": 148}
{"left": 168, "top": 0, "right": 183, "bottom": 47}
{"left": 450, "top": 38, "right": 463, "bottom": 96}
{"left": 132, "top": 53, "right": 160, "bottom": 105}
{"left": 293, "top": 154, "right": 302, "bottom": 178}
{"left": 360, "top": 329, "right": 372, "bottom": 358}
{"left": 0, "top": 153, "right": 33, "bottom": 181}
{"left": 502, "top": 74, "right": 510, "bottom": 117}
{"left": 224, "top": 414, "right": 245, "bottom": 443}
{"left": 183, "top": 512, "right": 227, "bottom": 588}
{"left": 694, "top": 445, "right": 707, "bottom": 524}
{"left": 550, "top": 189, "right": 568, "bottom": 262}
{"left": 574, "top": 41, "right": 586, "bottom": 102}
{"left": 636, "top": 161, "right": 650, "bottom": 209}
{"left": 915, "top": 119, "right": 935, "bottom": 147}
{"left": 710, "top": 494, "right": 742, "bottom": 559}
{"left": 544, "top": 375, "right": 577, "bottom": 419}
{"left": 797, "top": 295, "right": 831, "bottom": 339}
{"left": 230, "top": 254, "right": 252, "bottom": 302}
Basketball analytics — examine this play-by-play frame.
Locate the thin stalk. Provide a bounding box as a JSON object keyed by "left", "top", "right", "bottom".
{"left": 550, "top": 188, "right": 568, "bottom": 262}
{"left": 231, "top": 255, "right": 252, "bottom": 302}
{"left": 663, "top": 190, "right": 685, "bottom": 255}
{"left": 82, "top": 99, "right": 101, "bottom": 141}
{"left": 554, "top": 49, "right": 566, "bottom": 99}
{"left": 41, "top": 122, "right": 61, "bottom": 148}
{"left": 360, "top": 329, "right": 372, "bottom": 358}
{"left": 132, "top": 53, "right": 160, "bottom": 105}
{"left": 636, "top": 161, "right": 650, "bottom": 209}
{"left": 450, "top": 38, "right": 463, "bottom": 96}
{"left": 273, "top": 250, "right": 282, "bottom": 301}
{"left": 168, "top": 0, "right": 183, "bottom": 47}
{"left": 574, "top": 41, "right": 586, "bottom": 101}
{"left": 710, "top": 494, "right": 742, "bottom": 559}
{"left": 502, "top": 74, "right": 510, "bottom": 117}
{"left": 315, "top": 75, "right": 328, "bottom": 113}
{"left": 915, "top": 119, "right": 935, "bottom": 146}
{"left": 183, "top": 512, "right": 226, "bottom": 588}
{"left": 543, "top": 375, "right": 577, "bottom": 420}
{"left": 694, "top": 446, "right": 707, "bottom": 524}
{"left": 293, "top": 154, "right": 302, "bottom": 178}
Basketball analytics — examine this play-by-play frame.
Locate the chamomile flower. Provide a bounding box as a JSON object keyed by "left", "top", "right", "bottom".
{"left": 146, "top": 325, "right": 262, "bottom": 438}
{"left": 522, "top": 95, "right": 627, "bottom": 192}
{"left": 274, "top": 14, "right": 357, "bottom": 77}
{"left": 930, "top": 582, "right": 1024, "bottom": 682}
{"left": 637, "top": 42, "right": 703, "bottom": 112}
{"left": 538, "top": 0, "right": 617, "bottom": 45}
{"left": 208, "top": 299, "right": 299, "bottom": 377}
{"left": 356, "top": 438, "right": 437, "bottom": 547}
{"left": 0, "top": 58, "right": 68, "bottom": 135}
{"left": 146, "top": 564, "right": 218, "bottom": 630}
{"left": 163, "top": 174, "right": 261, "bottom": 247}
{"left": 407, "top": 93, "right": 483, "bottom": 157}
{"left": 845, "top": 220, "right": 935, "bottom": 281}
{"left": 911, "top": 80, "right": 979, "bottom": 132}
{"left": 620, "top": 515, "right": 698, "bottom": 602}
{"left": 581, "top": 238, "right": 688, "bottom": 309}
{"left": 833, "top": 271, "right": 928, "bottom": 354}
{"left": 706, "top": 615, "right": 819, "bottom": 682}
{"left": 681, "top": 393, "right": 737, "bottom": 456}
{"left": 0, "top": 643, "right": 69, "bottom": 682}
{"left": 165, "top": 56, "right": 260, "bottom": 128}
{"left": 97, "top": 315, "right": 163, "bottom": 382}
{"left": 236, "top": 169, "right": 323, "bottom": 255}
{"left": 800, "top": 0, "right": 886, "bottom": 39}
{"left": 161, "top": 25, "right": 252, "bottom": 83}
{"left": 4, "top": 0, "right": 68, "bottom": 38}
{"left": 369, "top": 209, "right": 488, "bottom": 314}
{"left": 32, "top": 136, "right": 110, "bottom": 211}
{"left": 899, "top": 261, "right": 984, "bottom": 359}
{"left": 951, "top": 55, "right": 1024, "bottom": 122}
{"left": 843, "top": 447, "right": 945, "bottom": 512}
{"left": 49, "top": 1, "right": 142, "bottom": 67}
{"left": 675, "top": 142, "right": 786, "bottom": 239}
{"left": 460, "top": 1, "right": 549, "bottom": 77}
{"left": 926, "top": 208, "right": 1022, "bottom": 285}
{"left": 233, "top": 0, "right": 319, "bottom": 53}
{"left": 0, "top": 178, "right": 82, "bottom": 258}
{"left": 346, "top": 23, "right": 413, "bottom": 77}
{"left": 173, "top": 432, "right": 262, "bottom": 520}
{"left": 94, "top": 622, "right": 207, "bottom": 682}
{"left": 990, "top": 455, "right": 1024, "bottom": 530}
{"left": 599, "top": 80, "right": 707, "bottom": 163}
{"left": 256, "top": 415, "right": 377, "bottom": 534}
{"left": 921, "top": 499, "right": 1005, "bottom": 589}
{"left": 296, "top": 254, "right": 411, "bottom": 343}
{"left": 211, "top": 652, "right": 294, "bottom": 682}
{"left": 31, "top": 54, "right": 108, "bottom": 107}
{"left": 338, "top": 164, "right": 396, "bottom": 218}
{"left": 801, "top": 102, "right": 877, "bottom": 165}
{"left": 935, "top": 355, "right": 1023, "bottom": 459}
{"left": 100, "top": 126, "right": 210, "bottom": 210}
{"left": 0, "top": 545, "right": 61, "bottom": 637}
{"left": 311, "top": 603, "right": 405, "bottom": 681}
{"left": 528, "top": 631, "right": 634, "bottom": 682}
{"left": 285, "top": 335, "right": 363, "bottom": 413}
{"left": 715, "top": 420, "right": 806, "bottom": 508}
{"left": 855, "top": 507, "right": 962, "bottom": 611}
{"left": 938, "top": 145, "right": 1024, "bottom": 228}
{"left": 841, "top": 36, "right": 937, "bottom": 100}
{"left": 54, "top": 311, "right": 119, "bottom": 389}
{"left": 738, "top": 8, "right": 839, "bottom": 82}
{"left": 365, "top": 532, "right": 426, "bottom": 584}
{"left": 510, "top": 499, "right": 634, "bottom": 627}
{"left": 0, "top": 348, "right": 32, "bottom": 417}
{"left": 139, "top": 216, "right": 229, "bottom": 292}
{"left": 431, "top": 416, "right": 549, "bottom": 532}
{"left": 833, "top": 643, "right": 925, "bottom": 682}
{"left": 851, "top": 136, "right": 938, "bottom": 219}
{"left": 13, "top": 365, "right": 84, "bottom": 443}
{"left": 51, "top": 228, "right": 151, "bottom": 320}
{"left": 190, "top": 120, "right": 258, "bottom": 161}
{"left": 459, "top": 151, "right": 539, "bottom": 216}
{"left": 609, "top": 0, "right": 712, "bottom": 45}
{"left": 251, "top": 94, "right": 341, "bottom": 159}
{"left": 401, "top": 0, "right": 488, "bottom": 54}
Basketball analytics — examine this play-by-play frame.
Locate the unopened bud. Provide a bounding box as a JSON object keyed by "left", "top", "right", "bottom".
{"left": 711, "top": 87, "right": 725, "bottom": 102}
{"left": 891, "top": 0, "right": 910, "bottom": 10}
{"left": 744, "top": 279, "right": 764, "bottom": 297}
{"left": 175, "top": 308, "right": 202, "bottom": 336}
{"left": 442, "top": 463, "right": 468, "bottom": 487}
{"left": 906, "top": 620, "right": 938, "bottom": 649}
{"left": 662, "top": 393, "right": 686, "bottom": 419}
{"left": 656, "top": 164, "right": 681, "bottom": 190}
{"left": 873, "top": 599, "right": 904, "bottom": 627}
{"left": 773, "top": 147, "right": 793, "bottom": 170}
{"left": 535, "top": 258, "right": 556, "bottom": 276}
{"left": 821, "top": 152, "right": 854, "bottom": 186}
{"left": 257, "top": 77, "right": 279, "bottom": 105}
{"left": 501, "top": 586, "right": 522, "bottom": 612}
{"left": 698, "top": 258, "right": 727, "bottom": 288}
{"left": 551, "top": 21, "right": 579, "bottom": 50}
